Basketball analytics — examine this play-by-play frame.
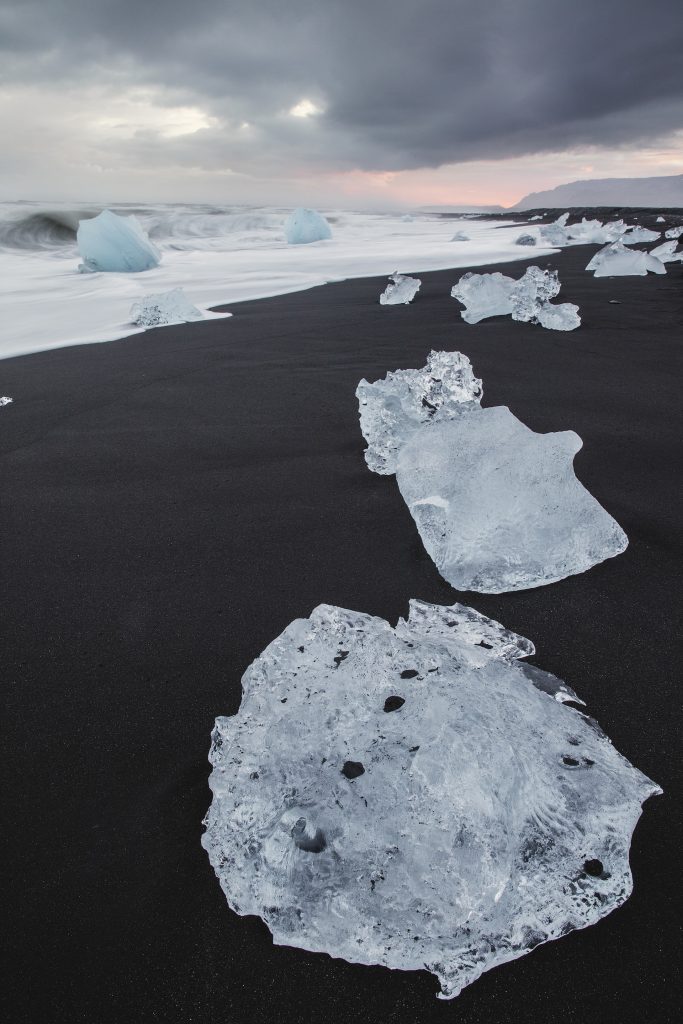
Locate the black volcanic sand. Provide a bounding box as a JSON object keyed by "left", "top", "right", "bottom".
{"left": 2, "top": 219, "right": 682, "bottom": 1024}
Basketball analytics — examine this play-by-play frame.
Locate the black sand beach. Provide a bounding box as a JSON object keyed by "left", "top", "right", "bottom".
{"left": 2, "top": 231, "right": 682, "bottom": 1023}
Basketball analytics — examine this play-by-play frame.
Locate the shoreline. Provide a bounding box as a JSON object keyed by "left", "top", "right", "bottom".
{"left": 2, "top": 240, "right": 681, "bottom": 1023}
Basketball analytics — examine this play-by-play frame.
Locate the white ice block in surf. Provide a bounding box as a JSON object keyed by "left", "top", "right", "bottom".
{"left": 586, "top": 241, "right": 666, "bottom": 277}
{"left": 451, "top": 231, "right": 470, "bottom": 241}
{"left": 284, "top": 208, "right": 332, "bottom": 244}
{"left": 77, "top": 210, "right": 161, "bottom": 272}
{"left": 130, "top": 287, "right": 205, "bottom": 327}
{"left": 515, "top": 233, "right": 536, "bottom": 245}
{"left": 379, "top": 273, "right": 421, "bottom": 305}
{"left": 202, "top": 599, "right": 660, "bottom": 1000}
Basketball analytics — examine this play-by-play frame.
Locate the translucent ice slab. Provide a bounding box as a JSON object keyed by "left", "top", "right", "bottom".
{"left": 379, "top": 273, "right": 421, "bottom": 305}
{"left": 452, "top": 266, "right": 580, "bottom": 331}
{"left": 649, "top": 240, "right": 683, "bottom": 263}
{"left": 357, "top": 352, "right": 626, "bottom": 591}
{"left": 284, "top": 208, "right": 332, "bottom": 244}
{"left": 202, "top": 599, "right": 660, "bottom": 1000}
{"left": 586, "top": 241, "right": 666, "bottom": 277}
{"left": 665, "top": 225, "right": 683, "bottom": 239}
{"left": 77, "top": 210, "right": 161, "bottom": 272}
{"left": 620, "top": 226, "right": 661, "bottom": 244}
{"left": 129, "top": 287, "right": 204, "bottom": 327}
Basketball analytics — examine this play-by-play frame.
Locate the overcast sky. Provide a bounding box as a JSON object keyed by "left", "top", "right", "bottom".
{"left": 2, "top": 0, "right": 682, "bottom": 206}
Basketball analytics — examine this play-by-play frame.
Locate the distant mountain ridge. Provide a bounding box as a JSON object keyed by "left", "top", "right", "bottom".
{"left": 513, "top": 174, "right": 683, "bottom": 210}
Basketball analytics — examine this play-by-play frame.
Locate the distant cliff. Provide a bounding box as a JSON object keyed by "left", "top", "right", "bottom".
{"left": 513, "top": 174, "right": 683, "bottom": 210}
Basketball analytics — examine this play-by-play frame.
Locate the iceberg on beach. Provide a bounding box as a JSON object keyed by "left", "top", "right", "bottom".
{"left": 284, "top": 208, "right": 332, "bottom": 244}
{"left": 77, "top": 209, "right": 161, "bottom": 273}
{"left": 452, "top": 266, "right": 580, "bottom": 331}
{"left": 379, "top": 272, "right": 421, "bottom": 306}
{"left": 665, "top": 225, "right": 683, "bottom": 239}
{"left": 586, "top": 241, "right": 666, "bottom": 277}
{"left": 566, "top": 218, "right": 628, "bottom": 244}
{"left": 529, "top": 213, "right": 543, "bottom": 220}
{"left": 129, "top": 287, "right": 206, "bottom": 328}
{"left": 649, "top": 240, "right": 683, "bottom": 263}
{"left": 620, "top": 226, "right": 661, "bottom": 244}
{"left": 515, "top": 233, "right": 536, "bottom": 245}
{"left": 202, "top": 598, "right": 660, "bottom": 1000}
{"left": 451, "top": 231, "right": 470, "bottom": 241}
{"left": 357, "top": 351, "right": 626, "bottom": 591}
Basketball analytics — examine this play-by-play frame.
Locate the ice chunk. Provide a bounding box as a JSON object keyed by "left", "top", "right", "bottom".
{"left": 586, "top": 241, "right": 666, "bottom": 277}
{"left": 284, "top": 208, "right": 332, "bottom": 244}
{"left": 356, "top": 350, "right": 482, "bottom": 475}
{"left": 665, "top": 224, "right": 683, "bottom": 239}
{"left": 357, "top": 353, "right": 625, "bottom": 590}
{"left": 451, "top": 271, "right": 514, "bottom": 323}
{"left": 539, "top": 222, "right": 570, "bottom": 246}
{"left": 451, "top": 231, "right": 470, "bottom": 241}
{"left": 555, "top": 212, "right": 570, "bottom": 226}
{"left": 529, "top": 214, "right": 543, "bottom": 220}
{"left": 394, "top": 405, "right": 626, "bottom": 592}
{"left": 400, "top": 214, "right": 414, "bottom": 222}
{"left": 77, "top": 210, "right": 161, "bottom": 273}
{"left": 202, "top": 599, "right": 660, "bottom": 1001}
{"left": 620, "top": 226, "right": 661, "bottom": 244}
{"left": 649, "top": 240, "right": 683, "bottom": 263}
{"left": 379, "top": 273, "right": 421, "bottom": 306}
{"left": 565, "top": 218, "right": 628, "bottom": 244}
{"left": 1, "top": 396, "right": 12, "bottom": 406}
{"left": 453, "top": 266, "right": 580, "bottom": 331}
{"left": 129, "top": 287, "right": 205, "bottom": 327}
{"left": 656, "top": 215, "right": 665, "bottom": 222}
{"left": 515, "top": 233, "right": 536, "bottom": 246}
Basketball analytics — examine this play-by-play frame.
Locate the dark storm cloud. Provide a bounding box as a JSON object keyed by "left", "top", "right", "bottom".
{"left": 3, "top": 0, "right": 683, "bottom": 174}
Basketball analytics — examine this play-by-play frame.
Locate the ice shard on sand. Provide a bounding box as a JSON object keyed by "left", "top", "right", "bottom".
{"left": 379, "top": 273, "right": 421, "bottom": 305}
{"left": 202, "top": 599, "right": 660, "bottom": 1000}
{"left": 357, "top": 351, "right": 627, "bottom": 592}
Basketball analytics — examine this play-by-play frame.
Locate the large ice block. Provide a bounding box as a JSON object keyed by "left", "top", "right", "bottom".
{"left": 379, "top": 273, "right": 421, "bottom": 305}
{"left": 452, "top": 266, "right": 580, "bottom": 331}
{"left": 356, "top": 349, "right": 482, "bottom": 475}
{"left": 357, "top": 353, "right": 626, "bottom": 591}
{"left": 129, "top": 287, "right": 205, "bottom": 327}
{"left": 284, "top": 208, "right": 332, "bottom": 244}
{"left": 586, "top": 241, "right": 666, "bottom": 277}
{"left": 202, "top": 599, "right": 660, "bottom": 1000}
{"left": 77, "top": 210, "right": 161, "bottom": 272}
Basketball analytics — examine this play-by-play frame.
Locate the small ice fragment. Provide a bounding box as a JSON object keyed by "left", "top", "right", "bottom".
{"left": 77, "top": 210, "right": 161, "bottom": 273}
{"left": 358, "top": 353, "right": 626, "bottom": 591}
{"left": 515, "top": 233, "right": 536, "bottom": 246}
{"left": 379, "top": 273, "right": 421, "bottom": 306}
{"left": 356, "top": 349, "right": 482, "bottom": 475}
{"left": 1, "top": 396, "right": 12, "bottom": 406}
{"left": 539, "top": 222, "right": 569, "bottom": 246}
{"left": 665, "top": 225, "right": 683, "bottom": 239}
{"left": 649, "top": 240, "right": 683, "bottom": 263}
{"left": 529, "top": 214, "right": 543, "bottom": 220}
{"left": 202, "top": 599, "right": 660, "bottom": 1000}
{"left": 656, "top": 216, "right": 665, "bottom": 223}
{"left": 401, "top": 214, "right": 414, "bottom": 222}
{"left": 586, "top": 241, "right": 666, "bottom": 277}
{"left": 534, "top": 302, "right": 581, "bottom": 331}
{"left": 129, "top": 287, "right": 206, "bottom": 328}
{"left": 555, "top": 212, "right": 570, "bottom": 226}
{"left": 284, "top": 208, "right": 332, "bottom": 244}
{"left": 451, "top": 231, "right": 470, "bottom": 241}
{"left": 609, "top": 299, "right": 621, "bottom": 304}
{"left": 620, "top": 226, "right": 661, "bottom": 244}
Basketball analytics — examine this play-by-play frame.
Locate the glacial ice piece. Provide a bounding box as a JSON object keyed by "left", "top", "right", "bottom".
{"left": 451, "top": 271, "right": 514, "bottom": 323}
{"left": 586, "top": 241, "right": 666, "bottom": 277}
{"left": 656, "top": 215, "right": 665, "bottom": 222}
{"left": 1, "top": 396, "right": 12, "bottom": 406}
{"left": 356, "top": 350, "right": 482, "bottom": 475}
{"left": 452, "top": 266, "right": 580, "bottom": 332}
{"left": 620, "top": 226, "right": 661, "bottom": 244}
{"left": 515, "top": 233, "right": 536, "bottom": 245}
{"left": 555, "top": 212, "right": 570, "bottom": 226}
{"left": 129, "top": 287, "right": 205, "bottom": 327}
{"left": 565, "top": 218, "right": 628, "bottom": 244}
{"left": 539, "top": 222, "right": 569, "bottom": 246}
{"left": 451, "top": 231, "right": 470, "bottom": 241}
{"left": 284, "top": 208, "right": 332, "bottom": 244}
{"left": 77, "top": 210, "right": 161, "bottom": 273}
{"left": 357, "top": 354, "right": 626, "bottom": 591}
{"left": 401, "top": 214, "right": 414, "bottom": 222}
{"left": 665, "top": 225, "right": 683, "bottom": 239}
{"left": 649, "top": 240, "right": 683, "bottom": 263}
{"left": 529, "top": 214, "right": 543, "bottom": 220}
{"left": 510, "top": 266, "right": 581, "bottom": 331}
{"left": 379, "top": 273, "right": 421, "bottom": 306}
{"left": 202, "top": 599, "right": 660, "bottom": 1000}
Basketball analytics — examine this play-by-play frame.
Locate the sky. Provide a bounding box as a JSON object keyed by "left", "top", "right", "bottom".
{"left": 2, "top": 0, "right": 682, "bottom": 208}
